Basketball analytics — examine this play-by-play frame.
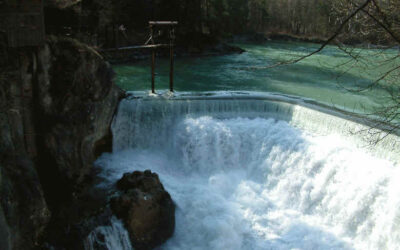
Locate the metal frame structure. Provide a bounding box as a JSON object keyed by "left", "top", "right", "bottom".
{"left": 148, "top": 21, "right": 178, "bottom": 93}
{"left": 98, "top": 21, "right": 178, "bottom": 93}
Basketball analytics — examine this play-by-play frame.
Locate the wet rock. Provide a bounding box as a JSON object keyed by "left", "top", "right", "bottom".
{"left": 111, "top": 170, "right": 175, "bottom": 250}
{"left": 212, "top": 42, "right": 245, "bottom": 54}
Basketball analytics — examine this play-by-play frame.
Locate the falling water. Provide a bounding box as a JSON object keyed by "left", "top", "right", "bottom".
{"left": 87, "top": 92, "right": 400, "bottom": 250}
{"left": 84, "top": 217, "right": 133, "bottom": 250}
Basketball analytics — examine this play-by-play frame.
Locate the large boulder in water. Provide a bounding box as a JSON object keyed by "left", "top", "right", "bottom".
{"left": 111, "top": 170, "right": 175, "bottom": 249}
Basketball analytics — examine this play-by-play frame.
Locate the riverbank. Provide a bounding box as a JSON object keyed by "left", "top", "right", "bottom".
{"left": 232, "top": 32, "right": 399, "bottom": 49}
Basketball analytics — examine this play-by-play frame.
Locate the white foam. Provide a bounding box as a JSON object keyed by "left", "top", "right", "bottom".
{"left": 85, "top": 217, "right": 133, "bottom": 250}
{"left": 93, "top": 105, "right": 400, "bottom": 250}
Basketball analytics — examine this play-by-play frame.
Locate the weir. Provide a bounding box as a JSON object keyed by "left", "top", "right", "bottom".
{"left": 88, "top": 92, "right": 400, "bottom": 250}
{"left": 113, "top": 93, "right": 400, "bottom": 163}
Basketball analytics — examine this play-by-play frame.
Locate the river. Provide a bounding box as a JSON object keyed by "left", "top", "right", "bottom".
{"left": 114, "top": 41, "right": 399, "bottom": 115}
{"left": 85, "top": 42, "right": 400, "bottom": 250}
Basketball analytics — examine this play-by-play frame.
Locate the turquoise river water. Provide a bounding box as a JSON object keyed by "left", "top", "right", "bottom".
{"left": 114, "top": 41, "right": 399, "bottom": 115}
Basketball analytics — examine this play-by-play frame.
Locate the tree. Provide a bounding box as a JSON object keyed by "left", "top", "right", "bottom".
{"left": 253, "top": 0, "right": 400, "bottom": 142}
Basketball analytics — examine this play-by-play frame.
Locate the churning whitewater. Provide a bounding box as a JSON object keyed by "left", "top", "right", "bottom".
{"left": 90, "top": 94, "right": 400, "bottom": 250}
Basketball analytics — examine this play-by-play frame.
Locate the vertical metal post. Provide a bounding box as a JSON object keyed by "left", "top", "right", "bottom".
{"left": 151, "top": 48, "right": 155, "bottom": 94}
{"left": 150, "top": 24, "right": 155, "bottom": 93}
{"left": 169, "top": 45, "right": 174, "bottom": 92}
{"left": 169, "top": 27, "right": 175, "bottom": 92}
{"left": 147, "top": 21, "right": 177, "bottom": 93}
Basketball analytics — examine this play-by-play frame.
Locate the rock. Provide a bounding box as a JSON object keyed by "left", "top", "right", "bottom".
{"left": 212, "top": 43, "right": 245, "bottom": 54}
{"left": 32, "top": 36, "right": 124, "bottom": 247}
{"left": 0, "top": 206, "right": 11, "bottom": 250}
{"left": 36, "top": 36, "right": 124, "bottom": 187}
{"left": 0, "top": 48, "right": 51, "bottom": 249}
{"left": 111, "top": 170, "right": 175, "bottom": 250}
{"left": 0, "top": 156, "right": 51, "bottom": 249}
{"left": 0, "top": 35, "right": 123, "bottom": 249}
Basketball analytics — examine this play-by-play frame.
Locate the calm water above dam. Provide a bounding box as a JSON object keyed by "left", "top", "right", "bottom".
{"left": 114, "top": 41, "right": 399, "bottom": 115}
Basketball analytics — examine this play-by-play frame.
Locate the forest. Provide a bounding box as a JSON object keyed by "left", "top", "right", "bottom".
{"left": 45, "top": 0, "right": 400, "bottom": 47}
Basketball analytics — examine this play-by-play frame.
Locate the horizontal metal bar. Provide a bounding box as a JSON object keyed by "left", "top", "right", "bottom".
{"left": 149, "top": 21, "right": 178, "bottom": 26}
{"left": 100, "top": 44, "right": 170, "bottom": 52}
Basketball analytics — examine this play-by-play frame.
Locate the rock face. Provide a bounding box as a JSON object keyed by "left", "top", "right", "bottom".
{"left": 0, "top": 43, "right": 51, "bottom": 249}
{"left": 34, "top": 36, "right": 124, "bottom": 248}
{"left": 111, "top": 170, "right": 175, "bottom": 250}
{"left": 36, "top": 36, "right": 123, "bottom": 187}
{"left": 0, "top": 156, "right": 50, "bottom": 250}
{"left": 0, "top": 36, "right": 123, "bottom": 249}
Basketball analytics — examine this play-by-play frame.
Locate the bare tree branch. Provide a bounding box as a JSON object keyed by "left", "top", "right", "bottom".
{"left": 242, "top": 0, "right": 373, "bottom": 70}
{"left": 361, "top": 2, "right": 400, "bottom": 44}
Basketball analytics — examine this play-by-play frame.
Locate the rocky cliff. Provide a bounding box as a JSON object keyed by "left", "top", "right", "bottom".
{"left": 0, "top": 36, "right": 123, "bottom": 250}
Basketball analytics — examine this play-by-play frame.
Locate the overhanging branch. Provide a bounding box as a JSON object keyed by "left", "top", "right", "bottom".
{"left": 243, "top": 0, "right": 372, "bottom": 70}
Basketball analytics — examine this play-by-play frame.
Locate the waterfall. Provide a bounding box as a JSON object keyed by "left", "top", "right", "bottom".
{"left": 87, "top": 92, "right": 400, "bottom": 250}
{"left": 112, "top": 94, "right": 400, "bottom": 163}
{"left": 84, "top": 217, "right": 133, "bottom": 250}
